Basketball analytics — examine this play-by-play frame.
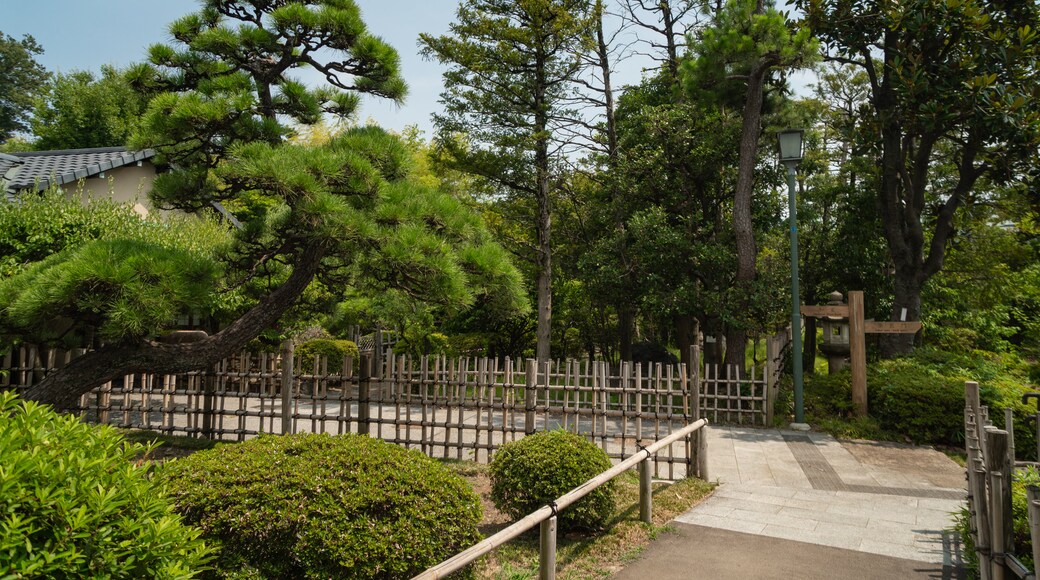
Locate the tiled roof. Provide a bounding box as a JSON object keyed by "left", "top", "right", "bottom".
{"left": 1, "top": 147, "right": 155, "bottom": 201}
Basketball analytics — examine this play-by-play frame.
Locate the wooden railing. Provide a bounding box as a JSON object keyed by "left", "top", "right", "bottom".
{"left": 965, "top": 381, "right": 1040, "bottom": 580}
{"left": 412, "top": 418, "right": 710, "bottom": 580}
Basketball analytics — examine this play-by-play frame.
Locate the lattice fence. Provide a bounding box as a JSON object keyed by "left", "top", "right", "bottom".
{"left": 2, "top": 340, "right": 784, "bottom": 479}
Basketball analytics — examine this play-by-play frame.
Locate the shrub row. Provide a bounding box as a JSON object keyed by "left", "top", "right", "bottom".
{"left": 158, "top": 432, "right": 482, "bottom": 579}
{"left": 803, "top": 347, "right": 1037, "bottom": 451}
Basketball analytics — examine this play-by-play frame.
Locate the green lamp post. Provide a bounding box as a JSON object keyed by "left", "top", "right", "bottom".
{"left": 778, "top": 129, "right": 808, "bottom": 429}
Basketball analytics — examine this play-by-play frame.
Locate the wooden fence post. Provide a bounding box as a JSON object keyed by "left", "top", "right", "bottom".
{"left": 847, "top": 290, "right": 867, "bottom": 417}
{"left": 201, "top": 363, "right": 218, "bottom": 439}
{"left": 280, "top": 340, "right": 294, "bottom": 435}
{"left": 525, "top": 359, "right": 537, "bottom": 435}
{"left": 1028, "top": 485, "right": 1040, "bottom": 578}
{"left": 539, "top": 515, "right": 557, "bottom": 580}
{"left": 359, "top": 353, "right": 371, "bottom": 436}
{"left": 985, "top": 427, "right": 1009, "bottom": 580}
{"left": 689, "top": 345, "right": 702, "bottom": 478}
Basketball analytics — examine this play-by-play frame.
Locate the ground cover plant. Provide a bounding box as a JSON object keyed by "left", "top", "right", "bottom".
{"left": 159, "top": 432, "right": 482, "bottom": 579}
{"left": 789, "top": 346, "right": 1039, "bottom": 455}
{"left": 0, "top": 392, "right": 211, "bottom": 578}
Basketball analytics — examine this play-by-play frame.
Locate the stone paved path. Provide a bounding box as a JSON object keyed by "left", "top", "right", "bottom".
{"left": 675, "top": 426, "right": 966, "bottom": 565}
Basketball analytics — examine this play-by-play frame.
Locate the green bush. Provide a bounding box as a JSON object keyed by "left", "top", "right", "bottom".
{"left": 801, "top": 347, "right": 1038, "bottom": 451}
{"left": 489, "top": 429, "right": 615, "bottom": 531}
{"left": 0, "top": 391, "right": 211, "bottom": 578}
{"left": 295, "top": 338, "right": 359, "bottom": 373}
{"left": 159, "top": 433, "right": 482, "bottom": 579}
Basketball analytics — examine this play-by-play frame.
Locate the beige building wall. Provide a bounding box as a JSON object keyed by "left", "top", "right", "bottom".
{"left": 60, "top": 164, "right": 158, "bottom": 216}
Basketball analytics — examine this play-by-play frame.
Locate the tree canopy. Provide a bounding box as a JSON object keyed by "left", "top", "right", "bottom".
{"left": 30, "top": 66, "right": 149, "bottom": 151}
{"left": 8, "top": 0, "right": 526, "bottom": 410}
{"left": 0, "top": 32, "right": 48, "bottom": 142}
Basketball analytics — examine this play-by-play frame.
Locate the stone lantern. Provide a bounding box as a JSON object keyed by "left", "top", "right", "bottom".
{"left": 818, "top": 291, "right": 850, "bottom": 374}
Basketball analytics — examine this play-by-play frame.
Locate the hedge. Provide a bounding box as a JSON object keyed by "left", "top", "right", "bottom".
{"left": 159, "top": 433, "right": 481, "bottom": 579}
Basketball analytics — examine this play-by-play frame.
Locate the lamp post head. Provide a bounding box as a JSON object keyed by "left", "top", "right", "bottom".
{"left": 778, "top": 129, "right": 805, "bottom": 164}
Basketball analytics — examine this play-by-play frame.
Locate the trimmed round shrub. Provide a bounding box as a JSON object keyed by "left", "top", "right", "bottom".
{"left": 489, "top": 430, "right": 615, "bottom": 531}
{"left": 0, "top": 391, "right": 211, "bottom": 578}
{"left": 296, "top": 338, "right": 359, "bottom": 372}
{"left": 159, "top": 433, "right": 482, "bottom": 579}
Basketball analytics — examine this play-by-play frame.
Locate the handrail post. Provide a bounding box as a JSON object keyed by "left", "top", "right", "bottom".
{"left": 540, "top": 515, "right": 557, "bottom": 580}
{"left": 639, "top": 453, "right": 652, "bottom": 524}
{"left": 697, "top": 418, "right": 709, "bottom": 481}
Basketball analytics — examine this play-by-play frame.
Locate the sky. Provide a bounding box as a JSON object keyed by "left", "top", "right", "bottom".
{"left": 4, "top": 1, "right": 811, "bottom": 139}
{"left": 3, "top": 0, "right": 464, "bottom": 137}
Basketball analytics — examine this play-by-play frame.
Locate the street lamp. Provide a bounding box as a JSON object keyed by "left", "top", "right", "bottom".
{"left": 778, "top": 129, "right": 808, "bottom": 430}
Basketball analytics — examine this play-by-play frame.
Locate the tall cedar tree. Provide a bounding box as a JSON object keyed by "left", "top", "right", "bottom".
{"left": 800, "top": 0, "right": 1040, "bottom": 356}
{"left": 14, "top": 0, "right": 526, "bottom": 409}
{"left": 420, "top": 0, "right": 595, "bottom": 362}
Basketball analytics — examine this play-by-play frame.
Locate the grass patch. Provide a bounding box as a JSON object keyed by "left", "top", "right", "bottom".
{"left": 443, "top": 467, "right": 714, "bottom": 580}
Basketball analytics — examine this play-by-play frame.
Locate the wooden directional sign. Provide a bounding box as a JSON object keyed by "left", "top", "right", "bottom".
{"left": 864, "top": 321, "right": 922, "bottom": 334}
{"left": 801, "top": 291, "right": 923, "bottom": 418}
{"left": 800, "top": 304, "right": 849, "bottom": 318}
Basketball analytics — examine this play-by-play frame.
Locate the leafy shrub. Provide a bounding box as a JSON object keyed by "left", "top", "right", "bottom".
{"left": 0, "top": 391, "right": 211, "bottom": 578}
{"left": 295, "top": 338, "right": 359, "bottom": 372}
{"left": 871, "top": 358, "right": 966, "bottom": 445}
{"left": 801, "top": 347, "right": 1038, "bottom": 451}
{"left": 489, "top": 430, "right": 615, "bottom": 531}
{"left": 159, "top": 433, "right": 481, "bottom": 579}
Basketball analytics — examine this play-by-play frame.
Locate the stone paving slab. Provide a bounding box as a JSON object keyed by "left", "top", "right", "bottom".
{"left": 682, "top": 425, "right": 967, "bottom": 566}
{"left": 613, "top": 523, "right": 967, "bottom": 580}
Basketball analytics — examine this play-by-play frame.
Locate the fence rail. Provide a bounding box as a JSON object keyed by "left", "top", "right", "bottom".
{"left": 413, "top": 418, "right": 710, "bottom": 580}
{"left": 2, "top": 339, "right": 779, "bottom": 478}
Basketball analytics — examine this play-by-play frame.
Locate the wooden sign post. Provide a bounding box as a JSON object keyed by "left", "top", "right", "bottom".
{"left": 801, "top": 290, "right": 921, "bottom": 417}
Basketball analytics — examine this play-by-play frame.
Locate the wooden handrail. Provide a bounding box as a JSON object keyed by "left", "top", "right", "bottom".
{"left": 413, "top": 418, "right": 710, "bottom": 580}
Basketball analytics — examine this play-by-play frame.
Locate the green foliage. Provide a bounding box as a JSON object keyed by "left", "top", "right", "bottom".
{"left": 0, "top": 191, "right": 231, "bottom": 346}
{"left": 803, "top": 347, "right": 1038, "bottom": 451}
{"left": 0, "top": 391, "right": 211, "bottom": 578}
{"left": 0, "top": 190, "right": 147, "bottom": 279}
{"left": 0, "top": 32, "right": 49, "bottom": 141}
{"left": 295, "top": 338, "right": 359, "bottom": 372}
{"left": 800, "top": 0, "right": 1040, "bottom": 354}
{"left": 490, "top": 430, "right": 616, "bottom": 531}
{"left": 159, "top": 433, "right": 482, "bottom": 579}
{"left": 682, "top": 0, "right": 818, "bottom": 106}
{"left": 31, "top": 65, "right": 149, "bottom": 150}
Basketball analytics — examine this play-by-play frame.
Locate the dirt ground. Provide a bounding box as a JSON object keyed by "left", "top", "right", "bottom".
{"left": 463, "top": 471, "right": 513, "bottom": 534}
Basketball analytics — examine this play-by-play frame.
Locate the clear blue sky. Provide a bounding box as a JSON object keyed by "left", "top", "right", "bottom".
{"left": 3, "top": 1, "right": 460, "bottom": 136}
{"left": 4, "top": 1, "right": 810, "bottom": 138}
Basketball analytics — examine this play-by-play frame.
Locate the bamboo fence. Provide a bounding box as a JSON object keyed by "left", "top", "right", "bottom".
{"left": 965, "top": 381, "right": 1040, "bottom": 579}
{"left": 1, "top": 341, "right": 782, "bottom": 480}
